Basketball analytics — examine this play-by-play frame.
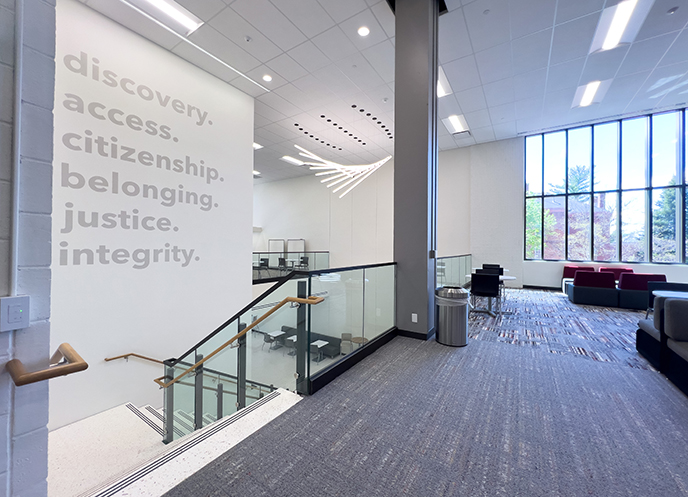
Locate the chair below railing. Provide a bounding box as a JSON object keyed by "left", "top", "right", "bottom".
{"left": 7, "top": 343, "right": 88, "bottom": 386}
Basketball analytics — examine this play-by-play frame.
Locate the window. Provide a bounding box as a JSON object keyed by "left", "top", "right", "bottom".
{"left": 525, "top": 109, "right": 686, "bottom": 263}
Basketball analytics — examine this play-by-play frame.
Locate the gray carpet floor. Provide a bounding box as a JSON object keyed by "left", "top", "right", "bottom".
{"left": 164, "top": 289, "right": 688, "bottom": 497}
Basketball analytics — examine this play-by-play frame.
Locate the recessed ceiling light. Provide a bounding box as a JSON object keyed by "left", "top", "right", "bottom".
{"left": 437, "top": 66, "right": 453, "bottom": 98}
{"left": 572, "top": 79, "right": 612, "bottom": 107}
{"left": 441, "top": 114, "right": 469, "bottom": 134}
{"left": 590, "top": 0, "right": 653, "bottom": 53}
{"left": 262, "top": 74, "right": 273, "bottom": 82}
{"left": 252, "top": 142, "right": 263, "bottom": 150}
{"left": 132, "top": 0, "right": 204, "bottom": 35}
{"left": 281, "top": 155, "right": 305, "bottom": 166}
{"left": 252, "top": 170, "right": 261, "bottom": 176}
{"left": 358, "top": 26, "right": 370, "bottom": 37}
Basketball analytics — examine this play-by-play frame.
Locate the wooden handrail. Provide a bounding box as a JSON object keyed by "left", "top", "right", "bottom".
{"left": 7, "top": 343, "right": 88, "bottom": 387}
{"left": 154, "top": 295, "right": 324, "bottom": 388}
{"left": 105, "top": 353, "right": 163, "bottom": 365}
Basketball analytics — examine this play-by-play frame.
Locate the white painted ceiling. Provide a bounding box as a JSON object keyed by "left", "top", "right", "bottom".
{"left": 79, "top": 0, "right": 688, "bottom": 183}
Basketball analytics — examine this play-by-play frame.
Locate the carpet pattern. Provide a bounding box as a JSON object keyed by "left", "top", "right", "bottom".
{"left": 469, "top": 289, "right": 649, "bottom": 370}
{"left": 164, "top": 289, "right": 688, "bottom": 497}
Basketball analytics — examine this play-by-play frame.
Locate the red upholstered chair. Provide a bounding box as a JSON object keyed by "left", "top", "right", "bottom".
{"left": 567, "top": 271, "right": 618, "bottom": 307}
{"left": 561, "top": 265, "right": 595, "bottom": 293}
{"left": 618, "top": 273, "right": 668, "bottom": 310}
{"left": 599, "top": 267, "right": 634, "bottom": 280}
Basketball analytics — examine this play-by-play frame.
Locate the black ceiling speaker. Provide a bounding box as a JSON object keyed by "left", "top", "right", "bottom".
{"left": 385, "top": 0, "right": 448, "bottom": 15}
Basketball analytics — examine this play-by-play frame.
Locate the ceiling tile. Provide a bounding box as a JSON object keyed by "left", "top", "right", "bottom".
{"left": 463, "top": 0, "right": 511, "bottom": 52}
{"left": 438, "top": 94, "right": 463, "bottom": 118}
{"left": 509, "top": 0, "right": 555, "bottom": 39}
{"left": 511, "top": 29, "right": 552, "bottom": 75}
{"left": 492, "top": 120, "right": 517, "bottom": 139}
{"left": 188, "top": 25, "right": 261, "bottom": 73}
{"left": 177, "top": 0, "right": 226, "bottom": 21}
{"left": 488, "top": 102, "right": 515, "bottom": 124}
{"left": 546, "top": 57, "right": 586, "bottom": 93}
{"left": 272, "top": 0, "right": 335, "bottom": 38}
{"left": 543, "top": 87, "right": 576, "bottom": 116}
{"left": 453, "top": 134, "right": 477, "bottom": 147}
{"left": 515, "top": 96, "right": 543, "bottom": 120}
{"left": 513, "top": 68, "right": 547, "bottom": 100}
{"left": 471, "top": 126, "right": 496, "bottom": 143}
{"left": 265, "top": 53, "right": 309, "bottom": 81}
{"left": 317, "top": 0, "right": 369, "bottom": 23}
{"left": 361, "top": 40, "right": 395, "bottom": 83}
{"left": 339, "top": 9, "right": 389, "bottom": 50}
{"left": 255, "top": 100, "right": 287, "bottom": 122}
{"left": 231, "top": 0, "right": 307, "bottom": 51}
{"left": 549, "top": 13, "right": 599, "bottom": 65}
{"left": 371, "top": 1, "right": 395, "bottom": 38}
{"left": 658, "top": 30, "right": 688, "bottom": 68}
{"left": 439, "top": 8, "right": 473, "bottom": 64}
{"left": 312, "top": 66, "right": 360, "bottom": 99}
{"left": 483, "top": 77, "right": 515, "bottom": 107}
{"left": 442, "top": 55, "right": 481, "bottom": 92}
{"left": 258, "top": 91, "right": 303, "bottom": 118}
{"left": 618, "top": 33, "right": 675, "bottom": 77}
{"left": 336, "top": 53, "right": 385, "bottom": 89}
{"left": 220, "top": 72, "right": 267, "bottom": 97}
{"left": 475, "top": 42, "right": 513, "bottom": 84}
{"left": 208, "top": 8, "right": 283, "bottom": 62}
{"left": 600, "top": 70, "right": 650, "bottom": 109}
{"left": 580, "top": 45, "right": 629, "bottom": 82}
{"left": 465, "top": 109, "right": 492, "bottom": 129}
{"left": 635, "top": 0, "right": 688, "bottom": 42}
{"left": 312, "top": 26, "right": 360, "bottom": 61}
{"left": 554, "top": 0, "right": 603, "bottom": 25}
{"left": 246, "top": 65, "right": 288, "bottom": 90}
{"left": 439, "top": 134, "right": 458, "bottom": 150}
{"left": 456, "top": 86, "right": 488, "bottom": 113}
{"left": 287, "top": 41, "right": 331, "bottom": 72}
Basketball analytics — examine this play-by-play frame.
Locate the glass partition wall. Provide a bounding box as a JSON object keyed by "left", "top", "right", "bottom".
{"left": 436, "top": 254, "right": 472, "bottom": 287}
{"left": 252, "top": 251, "right": 330, "bottom": 281}
{"left": 161, "top": 263, "right": 396, "bottom": 442}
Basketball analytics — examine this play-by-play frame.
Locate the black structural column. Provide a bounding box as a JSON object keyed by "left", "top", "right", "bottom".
{"left": 394, "top": 0, "right": 439, "bottom": 339}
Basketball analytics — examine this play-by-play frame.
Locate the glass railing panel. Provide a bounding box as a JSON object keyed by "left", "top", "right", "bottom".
{"left": 437, "top": 255, "right": 472, "bottom": 287}
{"left": 363, "top": 265, "right": 396, "bottom": 342}
{"left": 164, "top": 365, "right": 197, "bottom": 442}
{"left": 309, "top": 269, "right": 364, "bottom": 375}
{"left": 239, "top": 276, "right": 307, "bottom": 392}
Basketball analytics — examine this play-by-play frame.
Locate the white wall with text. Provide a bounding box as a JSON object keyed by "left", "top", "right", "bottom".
{"left": 51, "top": 0, "right": 254, "bottom": 429}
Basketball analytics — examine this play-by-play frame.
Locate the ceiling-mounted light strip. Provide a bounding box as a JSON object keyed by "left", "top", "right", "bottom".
{"left": 437, "top": 66, "right": 452, "bottom": 98}
{"left": 281, "top": 155, "right": 305, "bottom": 166}
{"left": 138, "top": 0, "right": 202, "bottom": 34}
{"left": 293, "top": 145, "right": 392, "bottom": 198}
{"left": 116, "top": 0, "right": 269, "bottom": 92}
{"left": 590, "top": 0, "right": 654, "bottom": 53}
{"left": 571, "top": 79, "right": 612, "bottom": 108}
{"left": 441, "top": 114, "right": 469, "bottom": 134}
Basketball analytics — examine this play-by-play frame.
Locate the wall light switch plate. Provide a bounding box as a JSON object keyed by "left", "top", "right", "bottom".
{"left": 0, "top": 296, "right": 30, "bottom": 332}
{"left": 411, "top": 313, "right": 418, "bottom": 323}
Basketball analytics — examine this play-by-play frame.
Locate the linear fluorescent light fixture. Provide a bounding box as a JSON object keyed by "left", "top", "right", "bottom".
{"left": 437, "top": 66, "right": 452, "bottom": 98}
{"left": 253, "top": 142, "right": 263, "bottom": 150}
{"left": 571, "top": 79, "right": 613, "bottom": 108}
{"left": 281, "top": 155, "right": 305, "bottom": 166}
{"left": 589, "top": 0, "right": 654, "bottom": 53}
{"left": 127, "top": 0, "right": 203, "bottom": 36}
{"left": 116, "top": 0, "right": 269, "bottom": 91}
{"left": 441, "top": 114, "right": 469, "bottom": 134}
{"left": 252, "top": 170, "right": 261, "bottom": 176}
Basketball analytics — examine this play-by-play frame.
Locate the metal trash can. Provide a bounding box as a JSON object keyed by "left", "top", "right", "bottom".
{"left": 435, "top": 286, "right": 469, "bottom": 347}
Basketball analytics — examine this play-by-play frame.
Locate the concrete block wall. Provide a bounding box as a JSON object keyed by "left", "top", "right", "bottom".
{"left": 0, "top": 0, "right": 55, "bottom": 496}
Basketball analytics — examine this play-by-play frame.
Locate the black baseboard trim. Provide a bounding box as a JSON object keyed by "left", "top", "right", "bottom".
{"left": 523, "top": 285, "right": 561, "bottom": 291}
{"left": 396, "top": 327, "right": 435, "bottom": 341}
{"left": 309, "top": 328, "right": 398, "bottom": 394}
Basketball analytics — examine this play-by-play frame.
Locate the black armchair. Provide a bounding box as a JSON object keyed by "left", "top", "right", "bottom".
{"left": 470, "top": 273, "right": 501, "bottom": 316}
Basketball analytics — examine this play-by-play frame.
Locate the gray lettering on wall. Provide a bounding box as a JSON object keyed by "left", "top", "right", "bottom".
{"left": 58, "top": 241, "right": 199, "bottom": 269}
{"left": 64, "top": 51, "right": 212, "bottom": 126}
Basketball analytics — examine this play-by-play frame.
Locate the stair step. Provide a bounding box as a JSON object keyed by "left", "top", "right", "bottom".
{"left": 85, "top": 389, "right": 300, "bottom": 497}
{"left": 125, "top": 403, "right": 163, "bottom": 436}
